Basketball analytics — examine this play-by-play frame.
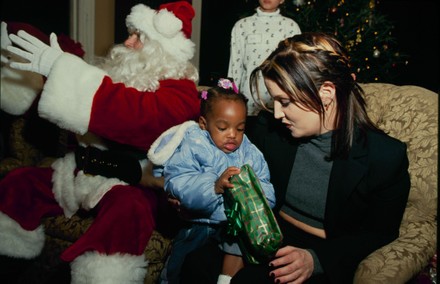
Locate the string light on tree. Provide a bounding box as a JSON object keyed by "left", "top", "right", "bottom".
{"left": 281, "top": 0, "right": 408, "bottom": 83}
{"left": 373, "top": 49, "right": 381, "bottom": 58}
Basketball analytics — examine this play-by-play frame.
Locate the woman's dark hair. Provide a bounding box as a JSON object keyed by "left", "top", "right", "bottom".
{"left": 250, "top": 32, "right": 384, "bottom": 159}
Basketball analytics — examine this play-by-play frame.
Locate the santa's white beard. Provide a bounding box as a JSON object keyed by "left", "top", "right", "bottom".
{"left": 94, "top": 40, "right": 198, "bottom": 92}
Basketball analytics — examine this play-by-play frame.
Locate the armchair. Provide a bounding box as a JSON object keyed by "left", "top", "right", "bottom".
{"left": 354, "top": 83, "right": 438, "bottom": 283}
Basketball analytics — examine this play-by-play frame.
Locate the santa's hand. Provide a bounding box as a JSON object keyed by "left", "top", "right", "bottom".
{"left": 7, "top": 30, "right": 63, "bottom": 76}
{"left": 1, "top": 21, "right": 12, "bottom": 63}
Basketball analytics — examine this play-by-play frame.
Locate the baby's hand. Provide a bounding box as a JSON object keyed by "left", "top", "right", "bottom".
{"left": 214, "top": 166, "right": 240, "bottom": 194}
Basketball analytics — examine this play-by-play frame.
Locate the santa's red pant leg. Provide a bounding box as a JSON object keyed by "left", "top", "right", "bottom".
{"left": 0, "top": 167, "right": 159, "bottom": 283}
{"left": 66, "top": 185, "right": 159, "bottom": 283}
{"left": 0, "top": 167, "right": 62, "bottom": 258}
{"left": 61, "top": 184, "right": 158, "bottom": 261}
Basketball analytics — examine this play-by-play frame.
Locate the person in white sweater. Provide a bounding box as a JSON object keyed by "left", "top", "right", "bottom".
{"left": 227, "top": 0, "right": 301, "bottom": 117}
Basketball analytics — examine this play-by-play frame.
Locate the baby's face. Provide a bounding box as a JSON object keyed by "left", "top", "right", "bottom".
{"left": 201, "top": 99, "right": 247, "bottom": 154}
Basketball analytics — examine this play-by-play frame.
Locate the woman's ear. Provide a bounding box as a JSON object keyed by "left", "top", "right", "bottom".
{"left": 198, "top": 116, "right": 207, "bottom": 130}
{"left": 319, "top": 81, "right": 336, "bottom": 106}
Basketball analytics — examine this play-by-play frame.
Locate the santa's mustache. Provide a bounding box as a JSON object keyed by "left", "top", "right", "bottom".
{"left": 93, "top": 42, "right": 165, "bottom": 91}
{"left": 92, "top": 39, "right": 198, "bottom": 92}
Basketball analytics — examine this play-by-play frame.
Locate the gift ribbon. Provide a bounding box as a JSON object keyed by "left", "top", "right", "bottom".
{"left": 225, "top": 201, "right": 243, "bottom": 237}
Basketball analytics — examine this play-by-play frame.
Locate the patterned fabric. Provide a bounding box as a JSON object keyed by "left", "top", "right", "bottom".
{"left": 0, "top": 118, "right": 43, "bottom": 176}
{"left": 0, "top": 117, "right": 68, "bottom": 177}
{"left": 225, "top": 164, "right": 282, "bottom": 264}
{"left": 354, "top": 83, "right": 438, "bottom": 283}
{"left": 227, "top": 8, "right": 301, "bottom": 115}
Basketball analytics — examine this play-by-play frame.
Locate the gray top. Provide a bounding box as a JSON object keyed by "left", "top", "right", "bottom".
{"left": 281, "top": 131, "right": 333, "bottom": 229}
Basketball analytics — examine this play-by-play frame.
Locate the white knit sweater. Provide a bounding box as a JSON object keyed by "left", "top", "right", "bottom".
{"left": 227, "top": 8, "right": 301, "bottom": 115}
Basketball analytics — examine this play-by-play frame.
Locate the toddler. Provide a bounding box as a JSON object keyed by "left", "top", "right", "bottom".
{"left": 148, "top": 78, "right": 275, "bottom": 284}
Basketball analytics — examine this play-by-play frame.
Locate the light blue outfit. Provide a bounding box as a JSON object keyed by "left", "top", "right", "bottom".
{"left": 148, "top": 121, "right": 275, "bottom": 284}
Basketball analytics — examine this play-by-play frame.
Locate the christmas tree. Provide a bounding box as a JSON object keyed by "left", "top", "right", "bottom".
{"left": 283, "top": 0, "right": 408, "bottom": 83}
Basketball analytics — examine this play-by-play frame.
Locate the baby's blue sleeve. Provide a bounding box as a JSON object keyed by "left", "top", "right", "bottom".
{"left": 164, "top": 139, "right": 224, "bottom": 217}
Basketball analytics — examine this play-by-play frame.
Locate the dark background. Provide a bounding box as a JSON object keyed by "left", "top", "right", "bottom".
{"left": 196, "top": 0, "right": 439, "bottom": 92}
{"left": 378, "top": 0, "right": 439, "bottom": 92}
{"left": 2, "top": 0, "right": 439, "bottom": 93}
{"left": 1, "top": 0, "right": 70, "bottom": 37}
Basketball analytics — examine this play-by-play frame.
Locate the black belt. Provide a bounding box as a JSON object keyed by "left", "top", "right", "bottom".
{"left": 74, "top": 146, "right": 143, "bottom": 185}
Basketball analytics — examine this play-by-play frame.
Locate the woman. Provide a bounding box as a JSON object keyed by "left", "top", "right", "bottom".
{"left": 180, "top": 32, "right": 410, "bottom": 284}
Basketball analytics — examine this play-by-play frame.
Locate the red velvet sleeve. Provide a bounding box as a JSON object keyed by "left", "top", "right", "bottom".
{"left": 88, "top": 78, "right": 200, "bottom": 150}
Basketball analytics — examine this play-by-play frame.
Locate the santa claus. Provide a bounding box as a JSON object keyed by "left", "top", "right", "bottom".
{"left": 0, "top": 1, "right": 200, "bottom": 283}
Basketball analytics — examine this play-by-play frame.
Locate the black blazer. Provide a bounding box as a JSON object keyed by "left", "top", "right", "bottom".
{"left": 246, "top": 111, "right": 411, "bottom": 283}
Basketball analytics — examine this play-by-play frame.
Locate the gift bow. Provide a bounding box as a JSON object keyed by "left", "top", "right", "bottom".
{"left": 225, "top": 201, "right": 243, "bottom": 237}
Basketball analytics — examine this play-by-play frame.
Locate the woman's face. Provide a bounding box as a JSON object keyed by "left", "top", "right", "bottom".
{"left": 265, "top": 79, "right": 326, "bottom": 138}
{"left": 259, "top": 0, "right": 284, "bottom": 12}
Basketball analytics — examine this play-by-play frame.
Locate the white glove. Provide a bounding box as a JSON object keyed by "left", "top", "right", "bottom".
{"left": 7, "top": 30, "right": 63, "bottom": 77}
{"left": 1, "top": 21, "right": 12, "bottom": 64}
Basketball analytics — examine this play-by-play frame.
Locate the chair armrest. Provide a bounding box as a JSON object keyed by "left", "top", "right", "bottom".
{"left": 354, "top": 219, "right": 437, "bottom": 283}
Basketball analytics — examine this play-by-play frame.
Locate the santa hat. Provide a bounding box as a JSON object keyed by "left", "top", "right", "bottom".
{"left": 125, "top": 1, "right": 195, "bottom": 62}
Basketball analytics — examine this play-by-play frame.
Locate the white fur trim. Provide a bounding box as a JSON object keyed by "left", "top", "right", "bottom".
{"left": 126, "top": 4, "right": 195, "bottom": 62}
{"left": 154, "top": 9, "right": 182, "bottom": 38}
{"left": 71, "top": 251, "right": 147, "bottom": 284}
{"left": 0, "top": 65, "right": 43, "bottom": 115}
{"left": 51, "top": 153, "right": 127, "bottom": 218}
{"left": 147, "top": 120, "right": 197, "bottom": 165}
{"left": 51, "top": 153, "right": 79, "bottom": 217}
{"left": 77, "top": 170, "right": 128, "bottom": 211}
{"left": 38, "top": 53, "right": 107, "bottom": 135}
{"left": 0, "top": 212, "right": 45, "bottom": 258}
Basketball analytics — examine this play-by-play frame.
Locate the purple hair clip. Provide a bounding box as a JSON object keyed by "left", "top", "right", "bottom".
{"left": 218, "top": 78, "right": 239, "bottom": 94}
{"left": 201, "top": 90, "right": 208, "bottom": 100}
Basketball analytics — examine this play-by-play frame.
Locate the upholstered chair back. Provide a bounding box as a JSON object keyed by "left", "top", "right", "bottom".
{"left": 354, "top": 83, "right": 438, "bottom": 283}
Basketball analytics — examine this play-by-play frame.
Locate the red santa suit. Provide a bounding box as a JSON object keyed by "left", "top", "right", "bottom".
{"left": 0, "top": 2, "right": 199, "bottom": 283}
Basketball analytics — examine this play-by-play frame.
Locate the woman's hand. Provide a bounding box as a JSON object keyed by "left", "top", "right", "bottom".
{"left": 214, "top": 166, "right": 241, "bottom": 194}
{"left": 269, "top": 246, "right": 314, "bottom": 284}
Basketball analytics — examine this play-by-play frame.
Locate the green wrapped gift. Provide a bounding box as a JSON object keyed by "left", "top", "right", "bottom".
{"left": 224, "top": 164, "right": 283, "bottom": 264}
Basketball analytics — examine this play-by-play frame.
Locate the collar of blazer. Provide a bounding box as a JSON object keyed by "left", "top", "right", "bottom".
{"left": 325, "top": 129, "right": 370, "bottom": 233}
